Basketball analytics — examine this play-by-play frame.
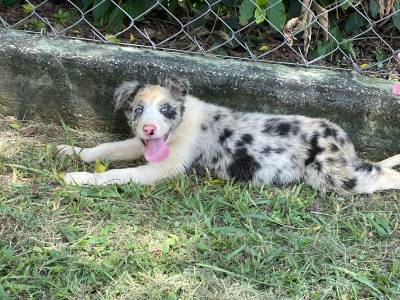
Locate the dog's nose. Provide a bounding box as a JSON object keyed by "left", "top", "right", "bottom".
{"left": 143, "top": 124, "right": 157, "bottom": 136}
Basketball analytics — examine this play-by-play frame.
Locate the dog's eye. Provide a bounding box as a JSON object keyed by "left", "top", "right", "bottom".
{"left": 160, "top": 104, "right": 171, "bottom": 113}
{"left": 134, "top": 106, "right": 143, "bottom": 114}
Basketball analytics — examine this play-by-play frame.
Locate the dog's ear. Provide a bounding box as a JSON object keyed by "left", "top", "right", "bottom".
{"left": 113, "top": 81, "right": 142, "bottom": 111}
{"left": 160, "top": 76, "right": 190, "bottom": 98}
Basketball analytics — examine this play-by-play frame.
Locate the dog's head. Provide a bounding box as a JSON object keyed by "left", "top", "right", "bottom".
{"left": 113, "top": 77, "right": 189, "bottom": 163}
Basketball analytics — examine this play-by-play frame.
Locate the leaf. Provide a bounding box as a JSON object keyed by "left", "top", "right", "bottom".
{"left": 21, "top": 3, "right": 33, "bottom": 14}
{"left": 329, "top": 265, "right": 383, "bottom": 297}
{"left": 254, "top": 8, "right": 266, "bottom": 24}
{"left": 161, "top": 237, "right": 176, "bottom": 254}
{"left": 80, "top": 0, "right": 93, "bottom": 11}
{"left": 258, "top": 44, "right": 270, "bottom": 51}
{"left": 369, "top": 0, "right": 379, "bottom": 18}
{"left": 344, "top": 12, "right": 368, "bottom": 33}
{"left": 339, "top": 0, "right": 352, "bottom": 10}
{"left": 8, "top": 122, "right": 21, "bottom": 130}
{"left": 106, "top": 6, "right": 124, "bottom": 32}
{"left": 92, "top": 0, "right": 110, "bottom": 23}
{"left": 239, "top": 0, "right": 255, "bottom": 25}
{"left": 122, "top": 0, "right": 151, "bottom": 21}
{"left": 283, "top": 17, "right": 300, "bottom": 46}
{"left": 225, "top": 244, "right": 246, "bottom": 261}
{"left": 310, "top": 40, "right": 333, "bottom": 59}
{"left": 21, "top": 127, "right": 37, "bottom": 137}
{"left": 393, "top": 1, "right": 400, "bottom": 31}
{"left": 340, "top": 41, "right": 356, "bottom": 59}
{"left": 266, "top": 0, "right": 286, "bottom": 30}
{"left": 93, "top": 159, "right": 106, "bottom": 173}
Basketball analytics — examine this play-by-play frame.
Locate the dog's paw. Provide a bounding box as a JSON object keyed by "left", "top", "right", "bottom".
{"left": 63, "top": 172, "right": 96, "bottom": 185}
{"left": 56, "top": 145, "right": 82, "bottom": 158}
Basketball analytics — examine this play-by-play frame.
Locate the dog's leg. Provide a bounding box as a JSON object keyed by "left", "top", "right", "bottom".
{"left": 353, "top": 166, "right": 400, "bottom": 194}
{"left": 57, "top": 138, "right": 143, "bottom": 162}
{"left": 376, "top": 154, "right": 400, "bottom": 168}
{"left": 63, "top": 142, "right": 193, "bottom": 185}
{"left": 63, "top": 157, "right": 187, "bottom": 186}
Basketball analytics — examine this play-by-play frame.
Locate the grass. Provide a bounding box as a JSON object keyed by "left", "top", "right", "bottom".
{"left": 0, "top": 116, "right": 399, "bottom": 299}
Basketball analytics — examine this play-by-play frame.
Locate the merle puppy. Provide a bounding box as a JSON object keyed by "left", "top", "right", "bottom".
{"left": 57, "top": 77, "right": 400, "bottom": 194}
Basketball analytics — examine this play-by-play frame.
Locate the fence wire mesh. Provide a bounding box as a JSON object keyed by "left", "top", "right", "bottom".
{"left": 0, "top": 0, "right": 399, "bottom": 76}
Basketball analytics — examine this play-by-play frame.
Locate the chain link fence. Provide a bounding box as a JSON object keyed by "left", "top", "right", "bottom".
{"left": 1, "top": 0, "right": 399, "bottom": 77}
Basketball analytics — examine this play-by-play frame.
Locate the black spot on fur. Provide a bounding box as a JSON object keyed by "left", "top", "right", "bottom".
{"left": 274, "top": 147, "right": 285, "bottom": 154}
{"left": 214, "top": 114, "right": 221, "bottom": 121}
{"left": 327, "top": 157, "right": 336, "bottom": 164}
{"left": 339, "top": 138, "right": 345, "bottom": 145}
{"left": 262, "top": 118, "right": 280, "bottom": 134}
{"left": 355, "top": 162, "right": 381, "bottom": 172}
{"left": 330, "top": 144, "right": 339, "bottom": 152}
{"left": 179, "top": 103, "right": 185, "bottom": 117}
{"left": 241, "top": 134, "right": 253, "bottom": 145}
{"left": 323, "top": 127, "right": 338, "bottom": 138}
{"left": 212, "top": 156, "right": 219, "bottom": 164}
{"left": 236, "top": 141, "right": 244, "bottom": 147}
{"left": 276, "top": 123, "right": 291, "bottom": 136}
{"left": 219, "top": 128, "right": 233, "bottom": 144}
{"left": 305, "top": 134, "right": 324, "bottom": 166}
{"left": 262, "top": 146, "right": 272, "bottom": 155}
{"left": 160, "top": 104, "right": 177, "bottom": 120}
{"left": 201, "top": 124, "right": 207, "bottom": 131}
{"left": 224, "top": 147, "right": 232, "bottom": 154}
{"left": 343, "top": 178, "right": 357, "bottom": 191}
{"left": 315, "top": 161, "right": 322, "bottom": 172}
{"left": 227, "top": 148, "right": 260, "bottom": 181}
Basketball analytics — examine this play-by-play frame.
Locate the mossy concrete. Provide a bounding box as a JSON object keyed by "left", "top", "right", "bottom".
{"left": 0, "top": 29, "right": 399, "bottom": 157}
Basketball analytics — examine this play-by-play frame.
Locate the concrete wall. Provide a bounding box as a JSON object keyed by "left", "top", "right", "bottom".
{"left": 0, "top": 29, "right": 399, "bottom": 157}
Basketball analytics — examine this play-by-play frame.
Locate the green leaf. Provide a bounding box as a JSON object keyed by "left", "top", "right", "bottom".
{"left": 8, "top": 122, "right": 21, "bottom": 130}
{"left": 225, "top": 244, "right": 246, "bottom": 261}
{"left": 310, "top": 40, "right": 334, "bottom": 59}
{"left": 344, "top": 12, "right": 368, "bottom": 33}
{"left": 0, "top": 0, "right": 17, "bottom": 6}
{"left": 122, "top": 0, "right": 151, "bottom": 21}
{"left": 393, "top": 1, "right": 400, "bottom": 31}
{"left": 339, "top": 0, "right": 352, "bottom": 10}
{"left": 254, "top": 8, "right": 266, "bottom": 24}
{"left": 266, "top": 0, "right": 286, "bottom": 30}
{"left": 92, "top": 0, "right": 111, "bottom": 23}
{"left": 369, "top": 0, "right": 378, "bottom": 19}
{"left": 340, "top": 41, "right": 356, "bottom": 59}
{"left": 239, "top": 0, "right": 255, "bottom": 25}
{"left": 106, "top": 6, "right": 124, "bottom": 32}
{"left": 80, "top": 0, "right": 93, "bottom": 11}
{"left": 329, "top": 265, "right": 383, "bottom": 297}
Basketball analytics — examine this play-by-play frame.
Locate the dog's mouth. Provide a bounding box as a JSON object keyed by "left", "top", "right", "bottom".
{"left": 141, "top": 133, "right": 170, "bottom": 163}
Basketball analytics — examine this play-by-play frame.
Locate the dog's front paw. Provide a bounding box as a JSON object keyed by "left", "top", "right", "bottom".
{"left": 56, "top": 145, "right": 82, "bottom": 158}
{"left": 64, "top": 172, "right": 96, "bottom": 185}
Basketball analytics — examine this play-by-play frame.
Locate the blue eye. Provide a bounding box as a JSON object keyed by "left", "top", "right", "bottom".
{"left": 134, "top": 106, "right": 143, "bottom": 114}
{"left": 160, "top": 104, "right": 171, "bottom": 113}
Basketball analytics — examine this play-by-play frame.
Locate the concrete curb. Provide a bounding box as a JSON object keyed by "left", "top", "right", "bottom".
{"left": 0, "top": 29, "right": 399, "bottom": 156}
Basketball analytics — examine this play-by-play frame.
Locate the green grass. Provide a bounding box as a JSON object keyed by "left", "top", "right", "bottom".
{"left": 0, "top": 117, "right": 399, "bottom": 299}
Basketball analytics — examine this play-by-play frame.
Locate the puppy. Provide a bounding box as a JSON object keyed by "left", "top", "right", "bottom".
{"left": 57, "top": 77, "right": 400, "bottom": 194}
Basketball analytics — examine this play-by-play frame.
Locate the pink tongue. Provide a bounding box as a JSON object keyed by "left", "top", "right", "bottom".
{"left": 144, "top": 137, "right": 170, "bottom": 163}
